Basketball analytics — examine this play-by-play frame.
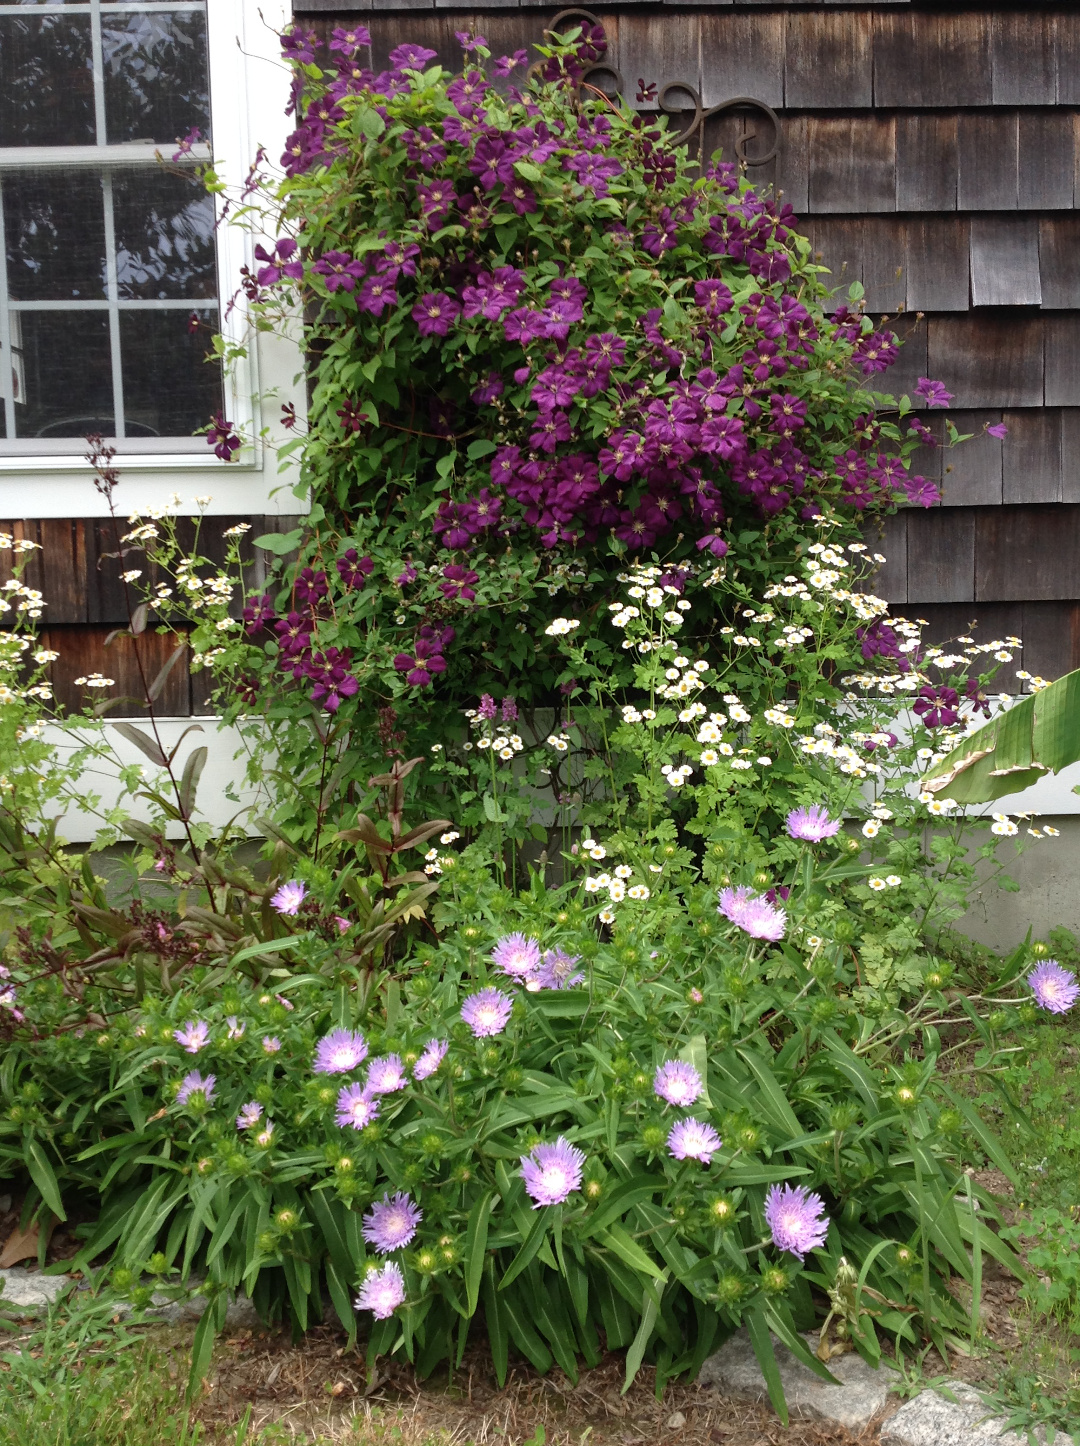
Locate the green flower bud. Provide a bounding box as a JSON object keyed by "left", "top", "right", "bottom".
{"left": 274, "top": 1208, "right": 299, "bottom": 1232}
{"left": 762, "top": 1266, "right": 791, "bottom": 1295}
{"left": 707, "top": 1196, "right": 736, "bottom": 1226}
{"left": 714, "top": 1272, "right": 747, "bottom": 1305}
{"left": 641, "top": 1124, "right": 667, "bottom": 1151}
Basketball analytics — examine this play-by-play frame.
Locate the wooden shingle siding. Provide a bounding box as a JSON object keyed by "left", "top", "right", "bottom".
{"left": 291, "top": 2, "right": 1080, "bottom": 688}
{"left": 0, "top": 517, "right": 285, "bottom": 715}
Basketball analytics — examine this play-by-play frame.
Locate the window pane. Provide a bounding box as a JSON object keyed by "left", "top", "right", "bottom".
{"left": 120, "top": 307, "right": 221, "bottom": 437}
{"left": 113, "top": 168, "right": 216, "bottom": 300}
{"left": 103, "top": 11, "right": 210, "bottom": 146}
{"left": 13, "top": 311, "right": 113, "bottom": 437}
{"left": 3, "top": 172, "right": 106, "bottom": 301}
{"left": 0, "top": 16, "right": 95, "bottom": 146}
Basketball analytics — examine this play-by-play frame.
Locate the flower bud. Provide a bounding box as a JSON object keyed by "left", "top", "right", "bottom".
{"left": 762, "top": 1267, "right": 790, "bottom": 1295}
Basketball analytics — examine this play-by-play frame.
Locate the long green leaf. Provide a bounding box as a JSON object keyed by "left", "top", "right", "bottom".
{"left": 746, "top": 1306, "right": 788, "bottom": 1425}
{"left": 499, "top": 1207, "right": 549, "bottom": 1291}
{"left": 25, "top": 1139, "right": 65, "bottom": 1221}
{"left": 622, "top": 1271, "right": 666, "bottom": 1393}
{"left": 464, "top": 1191, "right": 494, "bottom": 1315}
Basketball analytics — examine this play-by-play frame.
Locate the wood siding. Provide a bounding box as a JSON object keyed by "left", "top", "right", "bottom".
{"left": 289, "top": 0, "right": 1080, "bottom": 691}
{"left": 21, "top": 3, "right": 1080, "bottom": 707}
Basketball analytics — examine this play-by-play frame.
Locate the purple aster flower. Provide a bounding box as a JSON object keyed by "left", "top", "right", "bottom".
{"left": 262, "top": 1036, "right": 282, "bottom": 1055}
{"left": 236, "top": 1101, "right": 262, "bottom": 1130}
{"left": 520, "top": 1136, "right": 585, "bottom": 1207}
{"left": 362, "top": 1191, "right": 422, "bottom": 1252}
{"left": 366, "top": 1054, "right": 407, "bottom": 1094}
{"left": 1028, "top": 960, "right": 1079, "bottom": 1014}
{"left": 667, "top": 1118, "right": 721, "bottom": 1163}
{"left": 335, "top": 1082, "right": 380, "bottom": 1130}
{"left": 491, "top": 933, "right": 542, "bottom": 981}
{"left": 225, "top": 1017, "right": 245, "bottom": 1040}
{"left": 270, "top": 880, "right": 307, "bottom": 915}
{"left": 313, "top": 1028, "right": 369, "bottom": 1074}
{"left": 718, "top": 886, "right": 787, "bottom": 942}
{"left": 461, "top": 987, "right": 513, "bottom": 1037}
{"left": 177, "top": 1071, "right": 216, "bottom": 1106}
{"left": 786, "top": 806, "right": 842, "bottom": 843}
{"left": 354, "top": 1261, "right": 406, "bottom": 1320}
{"left": 764, "top": 1183, "right": 829, "bottom": 1260}
{"left": 653, "top": 1060, "right": 704, "bottom": 1107}
{"left": 173, "top": 1019, "right": 208, "bottom": 1053}
{"left": 914, "top": 377, "right": 954, "bottom": 409}
{"left": 986, "top": 422, "right": 1009, "bottom": 439}
{"left": 531, "top": 949, "right": 585, "bottom": 990}
{"left": 413, "top": 1039, "right": 449, "bottom": 1080}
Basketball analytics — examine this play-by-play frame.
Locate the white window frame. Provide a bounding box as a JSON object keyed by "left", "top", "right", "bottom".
{"left": 0, "top": 0, "right": 305, "bottom": 516}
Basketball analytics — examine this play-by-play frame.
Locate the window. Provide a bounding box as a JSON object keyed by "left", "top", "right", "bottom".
{"left": 0, "top": 0, "right": 304, "bottom": 513}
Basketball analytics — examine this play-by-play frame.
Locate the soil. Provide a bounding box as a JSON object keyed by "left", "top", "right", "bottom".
{"left": 194, "top": 1329, "right": 891, "bottom": 1446}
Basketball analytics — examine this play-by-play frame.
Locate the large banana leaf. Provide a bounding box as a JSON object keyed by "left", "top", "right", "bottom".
{"left": 922, "top": 667, "right": 1080, "bottom": 804}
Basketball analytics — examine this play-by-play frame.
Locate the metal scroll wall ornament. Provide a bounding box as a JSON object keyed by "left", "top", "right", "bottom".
{"left": 535, "top": 8, "right": 781, "bottom": 169}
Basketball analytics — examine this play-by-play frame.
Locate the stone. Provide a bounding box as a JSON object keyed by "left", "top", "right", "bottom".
{"left": 665, "top": 1411, "right": 687, "bottom": 1429}
{"left": 699, "top": 1328, "right": 891, "bottom": 1431}
{"left": 0, "top": 1266, "right": 70, "bottom": 1313}
{"left": 881, "top": 1383, "right": 1074, "bottom": 1446}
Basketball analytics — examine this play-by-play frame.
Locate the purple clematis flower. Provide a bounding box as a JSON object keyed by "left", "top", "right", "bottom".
{"left": 412, "top": 292, "right": 462, "bottom": 337}
{"left": 915, "top": 377, "right": 954, "bottom": 409}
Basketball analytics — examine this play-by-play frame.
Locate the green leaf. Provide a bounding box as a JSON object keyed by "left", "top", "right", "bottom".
{"left": 25, "top": 1138, "right": 65, "bottom": 1221}
{"left": 583, "top": 1176, "right": 664, "bottom": 1238}
{"left": 482, "top": 1260, "right": 509, "bottom": 1385}
{"left": 597, "top": 1224, "right": 666, "bottom": 1280}
{"left": 622, "top": 1270, "right": 666, "bottom": 1393}
{"left": 499, "top": 1207, "right": 549, "bottom": 1291}
{"left": 252, "top": 529, "right": 303, "bottom": 556}
{"left": 187, "top": 1291, "right": 227, "bottom": 1402}
{"left": 746, "top": 1306, "right": 788, "bottom": 1425}
{"left": 467, "top": 439, "right": 497, "bottom": 460}
{"left": 464, "top": 1191, "right": 494, "bottom": 1315}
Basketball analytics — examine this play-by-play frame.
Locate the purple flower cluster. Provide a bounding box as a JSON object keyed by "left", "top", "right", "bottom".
{"left": 520, "top": 1136, "right": 585, "bottom": 1207}
{"left": 913, "top": 684, "right": 960, "bottom": 729}
{"left": 1027, "top": 959, "right": 1079, "bottom": 1014}
{"left": 764, "top": 1183, "right": 829, "bottom": 1260}
{"left": 718, "top": 886, "right": 787, "bottom": 942}
{"left": 786, "top": 805, "right": 842, "bottom": 843}
{"left": 490, "top": 933, "right": 583, "bottom": 991}
{"left": 393, "top": 624, "right": 455, "bottom": 688}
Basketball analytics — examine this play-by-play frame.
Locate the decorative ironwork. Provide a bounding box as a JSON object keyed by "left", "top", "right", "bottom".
{"left": 540, "top": 8, "right": 781, "bottom": 169}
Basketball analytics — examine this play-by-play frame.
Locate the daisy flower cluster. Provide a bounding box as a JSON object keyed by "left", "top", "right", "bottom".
{"left": 580, "top": 848, "right": 652, "bottom": 921}
{"left": 462, "top": 693, "right": 525, "bottom": 761}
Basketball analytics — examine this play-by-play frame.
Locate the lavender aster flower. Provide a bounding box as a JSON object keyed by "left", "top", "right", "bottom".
{"left": 173, "top": 1020, "right": 208, "bottom": 1053}
{"left": 530, "top": 948, "right": 585, "bottom": 991}
{"left": 461, "top": 987, "right": 513, "bottom": 1037}
{"left": 335, "top": 1082, "right": 380, "bottom": 1130}
{"left": 491, "top": 932, "right": 542, "bottom": 980}
{"left": 764, "top": 1183, "right": 829, "bottom": 1260}
{"left": 366, "top": 1054, "right": 407, "bottom": 1094}
{"left": 313, "top": 1028, "right": 369, "bottom": 1074}
{"left": 354, "top": 1261, "right": 406, "bottom": 1320}
{"left": 177, "top": 1071, "right": 216, "bottom": 1106}
{"left": 520, "top": 1136, "right": 585, "bottom": 1207}
{"left": 653, "top": 1060, "right": 704, "bottom": 1107}
{"left": 270, "top": 880, "right": 307, "bottom": 915}
{"left": 236, "top": 1101, "right": 262, "bottom": 1130}
{"left": 718, "top": 885, "right": 787, "bottom": 942}
{"left": 262, "top": 1036, "right": 282, "bottom": 1054}
{"left": 667, "top": 1118, "right": 721, "bottom": 1163}
{"left": 362, "top": 1191, "right": 422, "bottom": 1253}
{"left": 413, "top": 1039, "right": 449, "bottom": 1080}
{"left": 786, "top": 805, "right": 842, "bottom": 843}
{"left": 1027, "top": 959, "right": 1080, "bottom": 1014}
{"left": 225, "top": 1016, "right": 245, "bottom": 1040}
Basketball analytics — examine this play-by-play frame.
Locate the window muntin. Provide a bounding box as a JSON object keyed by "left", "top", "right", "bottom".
{"left": 0, "top": 0, "right": 221, "bottom": 450}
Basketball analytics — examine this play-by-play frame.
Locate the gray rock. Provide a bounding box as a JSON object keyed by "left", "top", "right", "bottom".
{"left": 143, "top": 1287, "right": 260, "bottom": 1330}
{"left": 0, "top": 1267, "right": 70, "bottom": 1313}
{"left": 881, "top": 1383, "right": 1073, "bottom": 1446}
{"left": 699, "top": 1328, "right": 891, "bottom": 1431}
{"left": 0, "top": 1195, "right": 13, "bottom": 1215}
